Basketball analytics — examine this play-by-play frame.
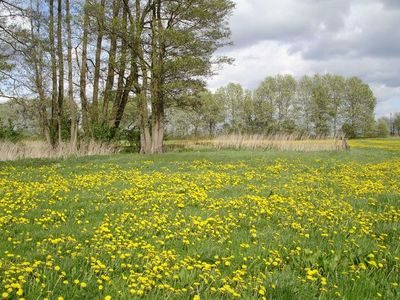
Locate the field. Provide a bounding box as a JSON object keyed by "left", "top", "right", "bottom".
{"left": 0, "top": 139, "right": 399, "bottom": 299}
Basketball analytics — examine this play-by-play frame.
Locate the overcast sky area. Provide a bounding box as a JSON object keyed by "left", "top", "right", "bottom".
{"left": 207, "top": 0, "right": 400, "bottom": 118}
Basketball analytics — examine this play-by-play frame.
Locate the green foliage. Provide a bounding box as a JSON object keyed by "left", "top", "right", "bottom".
{"left": 394, "top": 113, "right": 400, "bottom": 135}
{"left": 375, "top": 118, "right": 390, "bottom": 137}
{"left": 342, "top": 123, "right": 357, "bottom": 138}
{"left": 91, "top": 122, "right": 115, "bottom": 142}
{"left": 118, "top": 127, "right": 140, "bottom": 153}
{"left": 0, "top": 118, "right": 22, "bottom": 142}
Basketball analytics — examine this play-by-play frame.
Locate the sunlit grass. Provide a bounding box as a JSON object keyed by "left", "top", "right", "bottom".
{"left": 350, "top": 138, "right": 400, "bottom": 151}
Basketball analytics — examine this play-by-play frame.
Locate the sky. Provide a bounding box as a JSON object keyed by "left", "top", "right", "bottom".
{"left": 207, "top": 0, "right": 400, "bottom": 118}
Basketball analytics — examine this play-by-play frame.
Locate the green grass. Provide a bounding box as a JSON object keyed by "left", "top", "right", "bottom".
{"left": 0, "top": 139, "right": 399, "bottom": 299}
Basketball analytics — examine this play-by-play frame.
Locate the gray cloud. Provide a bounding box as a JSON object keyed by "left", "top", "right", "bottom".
{"left": 382, "top": 0, "right": 400, "bottom": 9}
{"left": 299, "top": 2, "right": 400, "bottom": 60}
{"left": 229, "top": 0, "right": 351, "bottom": 49}
{"left": 209, "top": 0, "right": 400, "bottom": 117}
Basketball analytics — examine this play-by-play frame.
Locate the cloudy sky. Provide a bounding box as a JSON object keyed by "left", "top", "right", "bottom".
{"left": 207, "top": 0, "right": 400, "bottom": 117}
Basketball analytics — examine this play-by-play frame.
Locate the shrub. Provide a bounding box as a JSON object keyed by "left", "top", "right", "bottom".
{"left": 0, "top": 118, "right": 22, "bottom": 142}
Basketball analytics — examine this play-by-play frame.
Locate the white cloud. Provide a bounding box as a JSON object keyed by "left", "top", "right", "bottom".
{"left": 209, "top": 41, "right": 310, "bottom": 90}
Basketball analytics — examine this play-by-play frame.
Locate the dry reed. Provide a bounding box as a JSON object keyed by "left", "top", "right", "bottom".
{"left": 0, "top": 140, "right": 119, "bottom": 161}
{"left": 172, "top": 133, "right": 348, "bottom": 152}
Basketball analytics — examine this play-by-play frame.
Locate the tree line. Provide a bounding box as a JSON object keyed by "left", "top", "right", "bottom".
{"left": 167, "top": 74, "right": 382, "bottom": 138}
{"left": 0, "top": 0, "right": 234, "bottom": 153}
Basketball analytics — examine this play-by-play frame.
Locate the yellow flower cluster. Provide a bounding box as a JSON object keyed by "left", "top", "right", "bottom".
{"left": 0, "top": 139, "right": 399, "bottom": 299}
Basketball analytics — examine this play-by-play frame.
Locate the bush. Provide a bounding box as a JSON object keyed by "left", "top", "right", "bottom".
{"left": 342, "top": 123, "right": 356, "bottom": 138}
{"left": 0, "top": 118, "right": 22, "bottom": 142}
{"left": 118, "top": 127, "right": 140, "bottom": 152}
{"left": 91, "top": 123, "right": 114, "bottom": 141}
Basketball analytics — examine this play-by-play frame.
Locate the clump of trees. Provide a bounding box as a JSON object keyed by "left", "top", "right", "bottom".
{"left": 0, "top": 0, "right": 234, "bottom": 153}
{"left": 167, "top": 74, "right": 381, "bottom": 138}
{"left": 377, "top": 113, "right": 400, "bottom": 137}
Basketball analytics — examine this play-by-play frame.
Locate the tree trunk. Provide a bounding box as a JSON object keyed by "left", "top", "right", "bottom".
{"left": 102, "top": 0, "right": 120, "bottom": 123}
{"left": 66, "top": 0, "right": 77, "bottom": 151}
{"left": 149, "top": 0, "right": 165, "bottom": 153}
{"left": 49, "top": 0, "right": 57, "bottom": 146}
{"left": 135, "top": 0, "right": 151, "bottom": 154}
{"left": 139, "top": 62, "right": 151, "bottom": 153}
{"left": 112, "top": 0, "right": 137, "bottom": 134}
{"left": 92, "top": 0, "right": 106, "bottom": 125}
{"left": 139, "top": 95, "right": 151, "bottom": 153}
{"left": 110, "top": 4, "right": 128, "bottom": 127}
{"left": 80, "top": 0, "right": 90, "bottom": 135}
{"left": 113, "top": 73, "right": 134, "bottom": 131}
{"left": 57, "top": 0, "right": 64, "bottom": 145}
{"left": 31, "top": 0, "right": 51, "bottom": 144}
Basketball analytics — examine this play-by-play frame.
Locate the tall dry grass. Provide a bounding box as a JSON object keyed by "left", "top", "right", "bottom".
{"left": 171, "top": 133, "right": 349, "bottom": 152}
{"left": 0, "top": 140, "right": 119, "bottom": 161}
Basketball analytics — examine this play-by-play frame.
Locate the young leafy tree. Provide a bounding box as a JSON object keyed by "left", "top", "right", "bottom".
{"left": 323, "top": 74, "right": 346, "bottom": 136}
{"left": 342, "top": 77, "right": 376, "bottom": 138}
{"left": 394, "top": 113, "right": 400, "bottom": 135}
{"left": 215, "top": 83, "right": 247, "bottom": 133}
{"left": 309, "top": 75, "right": 331, "bottom": 136}
{"left": 254, "top": 76, "right": 276, "bottom": 132}
{"left": 375, "top": 118, "right": 390, "bottom": 137}
{"left": 296, "top": 75, "right": 313, "bottom": 133}
{"left": 275, "top": 74, "right": 296, "bottom": 132}
{"left": 198, "top": 91, "right": 225, "bottom": 136}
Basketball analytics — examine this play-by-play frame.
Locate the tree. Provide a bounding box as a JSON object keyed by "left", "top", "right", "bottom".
{"left": 275, "top": 74, "right": 296, "bottom": 132}
{"left": 342, "top": 77, "right": 376, "bottom": 138}
{"left": 101, "top": 0, "right": 120, "bottom": 123}
{"left": 254, "top": 77, "right": 276, "bottom": 132}
{"left": 138, "top": 0, "right": 235, "bottom": 153}
{"left": 324, "top": 74, "right": 345, "bottom": 136}
{"left": 66, "top": 0, "right": 78, "bottom": 150}
{"left": 79, "top": 0, "right": 90, "bottom": 135}
{"left": 215, "top": 83, "right": 247, "bottom": 133}
{"left": 198, "top": 91, "right": 225, "bottom": 136}
{"left": 393, "top": 113, "right": 400, "bottom": 136}
{"left": 91, "top": 0, "right": 106, "bottom": 125}
{"left": 375, "top": 118, "right": 390, "bottom": 137}
{"left": 296, "top": 75, "right": 313, "bottom": 133}
{"left": 309, "top": 75, "right": 331, "bottom": 136}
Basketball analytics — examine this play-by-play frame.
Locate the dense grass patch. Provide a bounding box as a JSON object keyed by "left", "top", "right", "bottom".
{"left": 0, "top": 139, "right": 399, "bottom": 299}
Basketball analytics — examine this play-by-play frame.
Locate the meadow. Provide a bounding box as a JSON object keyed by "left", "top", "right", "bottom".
{"left": 0, "top": 139, "right": 399, "bottom": 299}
